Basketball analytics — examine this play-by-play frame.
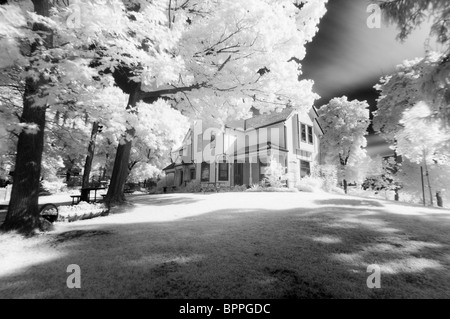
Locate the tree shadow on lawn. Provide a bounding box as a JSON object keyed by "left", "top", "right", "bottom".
{"left": 108, "top": 194, "right": 204, "bottom": 215}
{"left": 315, "top": 198, "right": 384, "bottom": 207}
{"left": 129, "top": 194, "right": 204, "bottom": 207}
{"left": 1, "top": 203, "right": 450, "bottom": 299}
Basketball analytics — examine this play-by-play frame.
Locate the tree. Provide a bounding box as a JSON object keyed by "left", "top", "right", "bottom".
{"left": 126, "top": 99, "right": 189, "bottom": 183}
{"left": 377, "top": 0, "right": 450, "bottom": 47}
{"left": 1, "top": 0, "right": 53, "bottom": 233}
{"left": 318, "top": 96, "right": 370, "bottom": 193}
{"left": 377, "top": 0, "right": 450, "bottom": 125}
{"left": 373, "top": 52, "right": 450, "bottom": 141}
{"left": 395, "top": 101, "right": 450, "bottom": 205}
{"left": 0, "top": 1, "right": 122, "bottom": 232}
{"left": 262, "top": 157, "right": 288, "bottom": 188}
{"left": 89, "top": 0, "right": 328, "bottom": 204}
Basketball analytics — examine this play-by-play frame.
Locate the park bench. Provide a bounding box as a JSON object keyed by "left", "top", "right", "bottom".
{"left": 70, "top": 195, "right": 81, "bottom": 205}
{"left": 70, "top": 187, "right": 107, "bottom": 205}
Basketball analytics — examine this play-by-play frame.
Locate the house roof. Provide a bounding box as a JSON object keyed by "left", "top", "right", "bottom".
{"left": 233, "top": 142, "right": 289, "bottom": 156}
{"left": 227, "top": 106, "right": 323, "bottom": 133}
{"left": 162, "top": 163, "right": 176, "bottom": 171}
{"left": 244, "top": 107, "right": 294, "bottom": 130}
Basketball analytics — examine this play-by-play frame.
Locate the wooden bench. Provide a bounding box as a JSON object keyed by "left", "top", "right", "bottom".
{"left": 70, "top": 195, "right": 81, "bottom": 205}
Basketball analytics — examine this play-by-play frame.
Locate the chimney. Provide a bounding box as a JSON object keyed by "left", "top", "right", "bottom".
{"left": 250, "top": 106, "right": 260, "bottom": 116}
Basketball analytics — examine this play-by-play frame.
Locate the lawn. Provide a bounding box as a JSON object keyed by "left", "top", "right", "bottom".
{"left": 1, "top": 192, "right": 449, "bottom": 298}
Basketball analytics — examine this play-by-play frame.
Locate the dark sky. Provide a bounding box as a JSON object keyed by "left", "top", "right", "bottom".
{"left": 301, "top": 0, "right": 438, "bottom": 120}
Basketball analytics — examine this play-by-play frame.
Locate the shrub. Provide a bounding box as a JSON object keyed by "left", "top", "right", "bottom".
{"left": 331, "top": 186, "right": 345, "bottom": 195}
{"left": 229, "top": 185, "right": 248, "bottom": 192}
{"left": 296, "top": 176, "right": 324, "bottom": 193}
{"left": 262, "top": 158, "right": 288, "bottom": 188}
{"left": 201, "top": 184, "right": 218, "bottom": 193}
{"left": 183, "top": 180, "right": 202, "bottom": 193}
{"left": 311, "top": 164, "right": 338, "bottom": 192}
{"left": 247, "top": 184, "right": 262, "bottom": 192}
{"left": 41, "top": 179, "right": 67, "bottom": 194}
{"left": 246, "top": 184, "right": 298, "bottom": 193}
{"left": 58, "top": 202, "right": 108, "bottom": 222}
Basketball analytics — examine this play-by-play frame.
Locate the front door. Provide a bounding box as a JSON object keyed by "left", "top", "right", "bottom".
{"left": 234, "top": 161, "right": 244, "bottom": 185}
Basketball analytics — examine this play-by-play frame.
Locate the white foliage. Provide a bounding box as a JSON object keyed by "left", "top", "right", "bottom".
{"left": 396, "top": 101, "right": 450, "bottom": 165}
{"left": 319, "top": 96, "right": 370, "bottom": 182}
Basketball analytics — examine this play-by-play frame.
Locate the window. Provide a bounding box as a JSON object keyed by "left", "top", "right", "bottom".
{"left": 201, "top": 162, "right": 210, "bottom": 182}
{"left": 179, "top": 148, "right": 183, "bottom": 156}
{"left": 299, "top": 122, "right": 314, "bottom": 145}
{"left": 218, "top": 163, "right": 228, "bottom": 181}
{"left": 300, "top": 160, "right": 311, "bottom": 178}
{"left": 300, "top": 123, "right": 307, "bottom": 142}
{"left": 308, "top": 126, "right": 313, "bottom": 145}
{"left": 190, "top": 168, "right": 196, "bottom": 180}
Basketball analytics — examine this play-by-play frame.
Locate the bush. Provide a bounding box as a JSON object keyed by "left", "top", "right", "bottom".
{"left": 262, "top": 158, "right": 288, "bottom": 188}
{"left": 311, "top": 164, "right": 338, "bottom": 192}
{"left": 246, "top": 184, "right": 298, "bottom": 193}
{"left": 229, "top": 185, "right": 248, "bottom": 192}
{"left": 331, "top": 186, "right": 345, "bottom": 195}
{"left": 41, "top": 179, "right": 67, "bottom": 194}
{"left": 296, "top": 176, "right": 324, "bottom": 193}
{"left": 247, "top": 184, "right": 262, "bottom": 192}
{"left": 182, "top": 180, "right": 202, "bottom": 193}
{"left": 58, "top": 202, "right": 108, "bottom": 222}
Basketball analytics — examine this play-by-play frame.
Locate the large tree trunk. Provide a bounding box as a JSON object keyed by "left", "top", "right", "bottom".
{"left": 81, "top": 122, "right": 99, "bottom": 201}
{"left": 104, "top": 91, "right": 140, "bottom": 205}
{"left": 1, "top": 0, "right": 52, "bottom": 234}
{"left": 1, "top": 91, "right": 46, "bottom": 233}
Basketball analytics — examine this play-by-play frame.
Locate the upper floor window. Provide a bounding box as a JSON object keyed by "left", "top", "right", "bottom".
{"left": 308, "top": 126, "right": 313, "bottom": 145}
{"left": 299, "top": 122, "right": 314, "bottom": 145}
{"left": 300, "top": 123, "right": 307, "bottom": 143}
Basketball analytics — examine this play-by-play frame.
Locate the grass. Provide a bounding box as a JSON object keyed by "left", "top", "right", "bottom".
{"left": 1, "top": 192, "right": 450, "bottom": 298}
